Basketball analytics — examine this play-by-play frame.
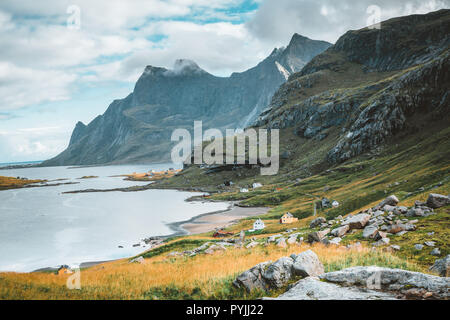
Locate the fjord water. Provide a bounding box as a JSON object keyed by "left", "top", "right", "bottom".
{"left": 0, "top": 164, "right": 229, "bottom": 272}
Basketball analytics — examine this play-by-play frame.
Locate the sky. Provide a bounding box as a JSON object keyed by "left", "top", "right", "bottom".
{"left": 0, "top": 0, "right": 448, "bottom": 163}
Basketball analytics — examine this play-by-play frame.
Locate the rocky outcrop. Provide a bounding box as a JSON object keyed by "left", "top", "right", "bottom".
{"left": 291, "top": 250, "right": 324, "bottom": 277}
{"left": 307, "top": 194, "right": 444, "bottom": 248}
{"left": 274, "top": 266, "right": 450, "bottom": 300}
{"left": 233, "top": 250, "right": 324, "bottom": 292}
{"left": 43, "top": 34, "right": 330, "bottom": 166}
{"left": 273, "top": 276, "right": 398, "bottom": 300}
{"left": 322, "top": 266, "right": 449, "bottom": 299}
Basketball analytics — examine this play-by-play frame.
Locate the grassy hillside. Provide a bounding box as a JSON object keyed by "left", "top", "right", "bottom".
{"left": 0, "top": 243, "right": 422, "bottom": 300}
{"left": 1, "top": 122, "right": 448, "bottom": 300}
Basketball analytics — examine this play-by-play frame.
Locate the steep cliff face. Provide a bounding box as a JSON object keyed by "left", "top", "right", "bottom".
{"left": 255, "top": 9, "right": 450, "bottom": 165}
{"left": 43, "top": 34, "right": 331, "bottom": 166}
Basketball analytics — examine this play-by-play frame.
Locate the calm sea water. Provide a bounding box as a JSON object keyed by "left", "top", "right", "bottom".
{"left": 0, "top": 164, "right": 229, "bottom": 272}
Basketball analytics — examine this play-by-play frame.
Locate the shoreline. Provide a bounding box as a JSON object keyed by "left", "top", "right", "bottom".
{"left": 169, "top": 201, "right": 270, "bottom": 235}
{"left": 29, "top": 198, "right": 269, "bottom": 273}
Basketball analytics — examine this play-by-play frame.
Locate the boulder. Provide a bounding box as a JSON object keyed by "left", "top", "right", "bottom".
{"left": 310, "top": 217, "right": 327, "bottom": 228}
{"left": 321, "top": 266, "right": 450, "bottom": 299}
{"left": 383, "top": 205, "right": 397, "bottom": 212}
{"left": 272, "top": 276, "right": 397, "bottom": 300}
{"left": 362, "top": 225, "right": 379, "bottom": 239}
{"left": 430, "top": 248, "right": 441, "bottom": 256}
{"left": 394, "top": 206, "right": 408, "bottom": 214}
{"left": 331, "top": 225, "right": 350, "bottom": 237}
{"left": 390, "top": 245, "right": 401, "bottom": 251}
{"left": 287, "top": 237, "right": 298, "bottom": 245}
{"left": 342, "top": 213, "right": 371, "bottom": 230}
{"left": 372, "top": 210, "right": 384, "bottom": 218}
{"left": 406, "top": 208, "right": 424, "bottom": 217}
{"left": 426, "top": 194, "right": 450, "bottom": 209}
{"left": 233, "top": 261, "right": 271, "bottom": 292}
{"left": 375, "top": 238, "right": 390, "bottom": 246}
{"left": 129, "top": 256, "right": 145, "bottom": 264}
{"left": 424, "top": 241, "right": 436, "bottom": 247}
{"left": 415, "top": 244, "right": 424, "bottom": 251}
{"left": 291, "top": 250, "right": 324, "bottom": 277}
{"left": 386, "top": 224, "right": 405, "bottom": 234}
{"left": 307, "top": 228, "right": 330, "bottom": 243}
{"left": 429, "top": 255, "right": 449, "bottom": 277}
{"left": 262, "top": 257, "right": 294, "bottom": 289}
{"left": 375, "top": 195, "right": 399, "bottom": 209}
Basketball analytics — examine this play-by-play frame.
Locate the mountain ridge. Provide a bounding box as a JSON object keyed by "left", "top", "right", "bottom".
{"left": 42, "top": 34, "right": 331, "bottom": 166}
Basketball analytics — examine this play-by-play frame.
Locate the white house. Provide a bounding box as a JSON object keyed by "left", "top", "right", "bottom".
{"left": 240, "top": 188, "right": 249, "bottom": 193}
{"left": 332, "top": 200, "right": 340, "bottom": 208}
{"left": 252, "top": 183, "right": 263, "bottom": 189}
{"left": 253, "top": 219, "right": 265, "bottom": 230}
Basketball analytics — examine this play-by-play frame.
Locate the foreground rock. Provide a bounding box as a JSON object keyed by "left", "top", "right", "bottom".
{"left": 273, "top": 276, "right": 398, "bottom": 300}
{"left": 273, "top": 266, "right": 449, "bottom": 300}
{"left": 322, "top": 266, "right": 449, "bottom": 299}
{"left": 291, "top": 250, "right": 324, "bottom": 277}
{"left": 233, "top": 250, "right": 324, "bottom": 292}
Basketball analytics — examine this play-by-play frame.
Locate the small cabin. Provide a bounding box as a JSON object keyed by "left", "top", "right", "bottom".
{"left": 252, "top": 183, "right": 263, "bottom": 189}
{"left": 253, "top": 219, "right": 265, "bottom": 231}
{"left": 280, "top": 212, "right": 298, "bottom": 224}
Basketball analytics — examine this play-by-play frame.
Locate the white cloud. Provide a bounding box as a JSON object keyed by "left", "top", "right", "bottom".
{"left": 0, "top": 0, "right": 448, "bottom": 163}
{"left": 0, "top": 126, "right": 70, "bottom": 162}
{"left": 0, "top": 62, "right": 77, "bottom": 110}
{"left": 246, "top": 0, "right": 450, "bottom": 44}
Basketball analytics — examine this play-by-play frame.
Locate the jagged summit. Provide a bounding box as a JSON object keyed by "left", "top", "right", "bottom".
{"left": 142, "top": 59, "right": 208, "bottom": 78}
{"left": 42, "top": 34, "right": 331, "bottom": 166}
{"left": 171, "top": 59, "right": 207, "bottom": 75}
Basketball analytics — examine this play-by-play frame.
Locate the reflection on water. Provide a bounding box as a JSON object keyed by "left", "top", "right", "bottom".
{"left": 0, "top": 164, "right": 228, "bottom": 272}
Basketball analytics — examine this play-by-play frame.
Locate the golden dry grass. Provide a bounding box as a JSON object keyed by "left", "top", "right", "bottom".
{"left": 0, "top": 243, "right": 423, "bottom": 300}
{"left": 0, "top": 176, "right": 44, "bottom": 190}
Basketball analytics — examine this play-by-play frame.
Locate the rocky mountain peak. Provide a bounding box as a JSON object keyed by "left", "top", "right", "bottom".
{"left": 169, "top": 59, "right": 208, "bottom": 76}
{"left": 69, "top": 121, "right": 87, "bottom": 146}
{"left": 43, "top": 33, "right": 331, "bottom": 166}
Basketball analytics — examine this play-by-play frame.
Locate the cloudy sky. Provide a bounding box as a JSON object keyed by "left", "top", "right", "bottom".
{"left": 0, "top": 0, "right": 448, "bottom": 163}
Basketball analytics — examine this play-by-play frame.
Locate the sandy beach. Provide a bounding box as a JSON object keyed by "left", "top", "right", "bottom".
{"left": 178, "top": 203, "right": 270, "bottom": 234}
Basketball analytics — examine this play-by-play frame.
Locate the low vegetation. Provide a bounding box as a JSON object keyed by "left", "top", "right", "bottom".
{"left": 0, "top": 176, "right": 44, "bottom": 190}
{"left": 0, "top": 243, "right": 422, "bottom": 300}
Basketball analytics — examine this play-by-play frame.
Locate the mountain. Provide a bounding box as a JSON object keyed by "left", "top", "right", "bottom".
{"left": 154, "top": 9, "right": 450, "bottom": 193}
{"left": 255, "top": 9, "right": 450, "bottom": 164}
{"left": 42, "top": 34, "right": 331, "bottom": 166}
